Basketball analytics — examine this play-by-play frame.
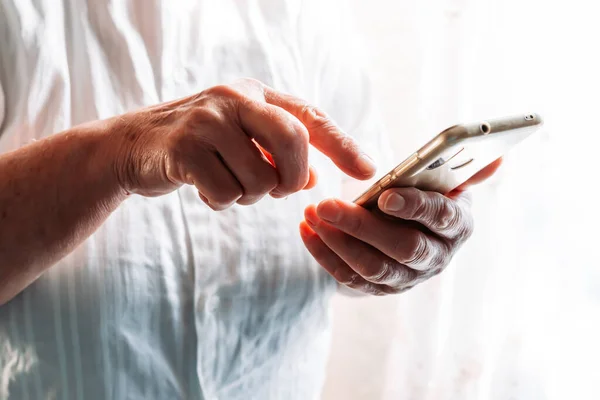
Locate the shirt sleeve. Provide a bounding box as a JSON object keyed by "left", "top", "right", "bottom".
{"left": 296, "top": 0, "right": 394, "bottom": 198}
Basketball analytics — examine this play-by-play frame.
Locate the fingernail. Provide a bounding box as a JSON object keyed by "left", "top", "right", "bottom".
{"left": 356, "top": 154, "right": 377, "bottom": 176}
{"left": 384, "top": 193, "right": 405, "bottom": 212}
{"left": 317, "top": 200, "right": 341, "bottom": 223}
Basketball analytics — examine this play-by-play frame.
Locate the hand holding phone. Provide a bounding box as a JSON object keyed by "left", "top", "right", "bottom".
{"left": 300, "top": 113, "right": 543, "bottom": 296}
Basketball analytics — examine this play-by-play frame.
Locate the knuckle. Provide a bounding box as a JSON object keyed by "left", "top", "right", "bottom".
{"left": 402, "top": 232, "right": 429, "bottom": 266}
{"left": 436, "top": 200, "right": 457, "bottom": 230}
{"left": 296, "top": 122, "right": 311, "bottom": 143}
{"left": 407, "top": 190, "right": 428, "bottom": 219}
{"left": 280, "top": 128, "right": 306, "bottom": 152}
{"left": 427, "top": 246, "right": 449, "bottom": 271}
{"left": 339, "top": 134, "right": 359, "bottom": 152}
{"left": 445, "top": 201, "right": 474, "bottom": 241}
{"left": 267, "top": 107, "right": 310, "bottom": 153}
{"left": 335, "top": 269, "right": 361, "bottom": 287}
{"left": 299, "top": 104, "right": 319, "bottom": 122}
{"left": 190, "top": 106, "right": 224, "bottom": 125}
{"left": 396, "top": 266, "right": 417, "bottom": 286}
{"left": 271, "top": 121, "right": 308, "bottom": 159}
{"left": 299, "top": 104, "right": 334, "bottom": 129}
{"left": 362, "top": 284, "right": 386, "bottom": 296}
{"left": 201, "top": 84, "right": 240, "bottom": 99}
{"left": 280, "top": 117, "right": 310, "bottom": 148}
{"left": 275, "top": 157, "right": 309, "bottom": 195}
{"left": 362, "top": 259, "right": 395, "bottom": 283}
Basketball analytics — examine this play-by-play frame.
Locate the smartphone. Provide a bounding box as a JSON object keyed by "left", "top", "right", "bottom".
{"left": 354, "top": 113, "right": 544, "bottom": 208}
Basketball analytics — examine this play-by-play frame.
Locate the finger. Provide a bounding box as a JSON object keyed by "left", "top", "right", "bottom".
{"left": 237, "top": 100, "right": 310, "bottom": 197}
{"left": 304, "top": 166, "right": 318, "bottom": 190}
{"left": 304, "top": 205, "right": 419, "bottom": 285}
{"left": 200, "top": 79, "right": 376, "bottom": 181}
{"left": 454, "top": 157, "right": 503, "bottom": 192}
{"left": 377, "top": 187, "right": 473, "bottom": 240}
{"left": 315, "top": 199, "right": 448, "bottom": 271}
{"left": 252, "top": 140, "right": 275, "bottom": 166}
{"left": 299, "top": 222, "right": 386, "bottom": 295}
{"left": 253, "top": 141, "right": 317, "bottom": 191}
{"left": 183, "top": 151, "right": 243, "bottom": 210}
{"left": 263, "top": 86, "right": 377, "bottom": 180}
{"left": 213, "top": 128, "right": 278, "bottom": 205}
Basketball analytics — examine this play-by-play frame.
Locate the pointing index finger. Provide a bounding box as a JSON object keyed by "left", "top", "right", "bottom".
{"left": 263, "top": 86, "right": 377, "bottom": 180}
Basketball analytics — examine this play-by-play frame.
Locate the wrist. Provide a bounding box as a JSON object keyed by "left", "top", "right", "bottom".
{"left": 98, "top": 115, "right": 140, "bottom": 197}
{"left": 81, "top": 118, "right": 132, "bottom": 200}
{"left": 102, "top": 111, "right": 182, "bottom": 198}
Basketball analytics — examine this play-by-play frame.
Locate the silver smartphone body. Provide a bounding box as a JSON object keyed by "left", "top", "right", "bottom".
{"left": 354, "top": 113, "right": 544, "bottom": 208}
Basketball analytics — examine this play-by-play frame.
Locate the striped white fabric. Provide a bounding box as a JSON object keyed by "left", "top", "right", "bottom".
{"left": 0, "top": 0, "right": 391, "bottom": 399}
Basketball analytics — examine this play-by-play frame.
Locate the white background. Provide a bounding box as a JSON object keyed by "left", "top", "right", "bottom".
{"left": 323, "top": 0, "right": 600, "bottom": 399}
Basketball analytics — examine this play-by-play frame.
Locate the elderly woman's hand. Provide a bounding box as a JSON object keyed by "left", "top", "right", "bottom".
{"left": 300, "top": 160, "right": 502, "bottom": 295}
{"left": 110, "top": 78, "right": 376, "bottom": 209}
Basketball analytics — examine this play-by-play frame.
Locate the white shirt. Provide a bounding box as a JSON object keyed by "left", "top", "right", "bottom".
{"left": 0, "top": 1, "right": 390, "bottom": 398}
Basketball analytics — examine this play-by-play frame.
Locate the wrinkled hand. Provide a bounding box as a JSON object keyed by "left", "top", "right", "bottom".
{"left": 110, "top": 78, "right": 376, "bottom": 209}
{"left": 300, "top": 160, "right": 502, "bottom": 295}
